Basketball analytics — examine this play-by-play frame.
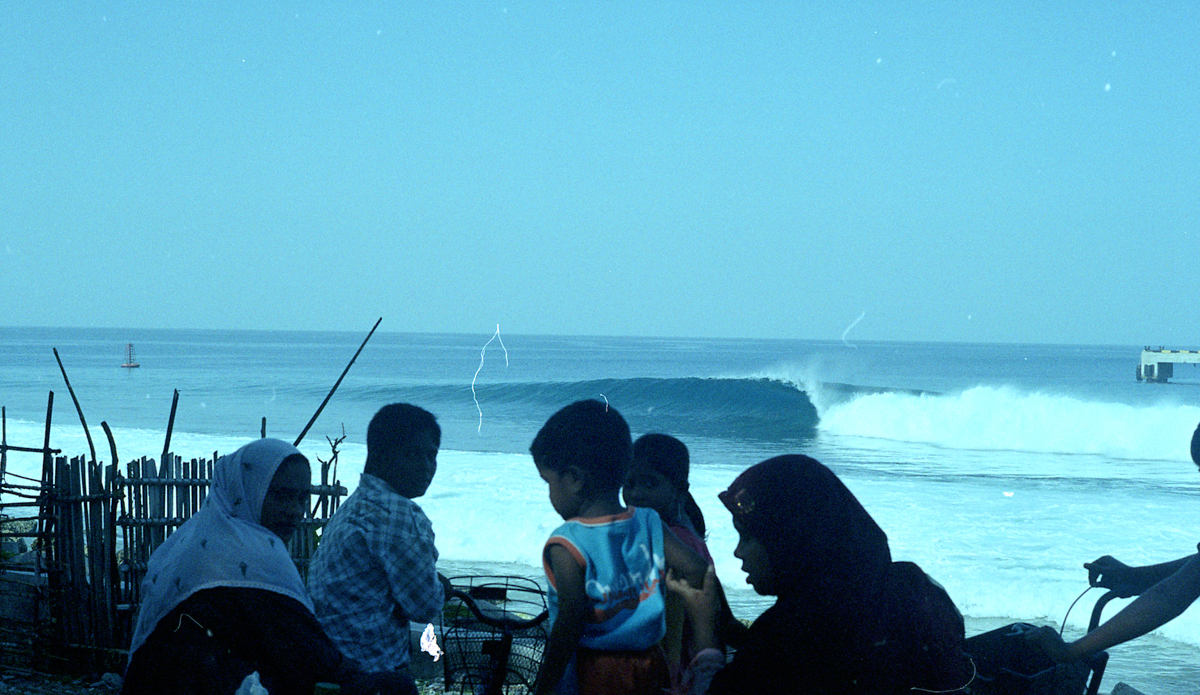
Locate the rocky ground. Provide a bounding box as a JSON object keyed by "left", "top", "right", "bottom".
{"left": 0, "top": 672, "right": 459, "bottom": 695}
{"left": 0, "top": 671, "right": 121, "bottom": 695}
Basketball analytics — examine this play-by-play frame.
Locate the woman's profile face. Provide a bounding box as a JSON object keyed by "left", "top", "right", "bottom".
{"left": 734, "top": 527, "right": 776, "bottom": 595}
{"left": 260, "top": 456, "right": 311, "bottom": 543}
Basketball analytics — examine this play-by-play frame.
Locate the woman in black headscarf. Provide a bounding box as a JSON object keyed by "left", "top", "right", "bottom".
{"left": 669, "top": 455, "right": 969, "bottom": 695}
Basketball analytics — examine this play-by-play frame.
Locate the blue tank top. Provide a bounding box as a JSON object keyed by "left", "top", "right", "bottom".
{"left": 543, "top": 506, "right": 666, "bottom": 651}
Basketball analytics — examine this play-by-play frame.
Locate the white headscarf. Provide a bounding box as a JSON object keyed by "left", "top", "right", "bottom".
{"left": 128, "top": 438, "right": 314, "bottom": 655}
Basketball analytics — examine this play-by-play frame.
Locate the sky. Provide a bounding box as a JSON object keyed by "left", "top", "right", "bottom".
{"left": 2, "top": 2, "right": 1198, "bottom": 346}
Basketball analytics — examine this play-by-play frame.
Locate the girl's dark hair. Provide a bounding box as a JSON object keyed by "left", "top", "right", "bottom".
{"left": 681, "top": 490, "right": 706, "bottom": 537}
{"left": 530, "top": 400, "right": 632, "bottom": 493}
{"left": 632, "top": 433, "right": 705, "bottom": 536}
{"left": 632, "top": 433, "right": 688, "bottom": 488}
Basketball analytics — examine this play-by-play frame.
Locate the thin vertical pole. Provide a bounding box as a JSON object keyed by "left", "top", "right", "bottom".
{"left": 53, "top": 348, "right": 97, "bottom": 465}
{"left": 1, "top": 406, "right": 7, "bottom": 486}
{"left": 294, "top": 317, "right": 381, "bottom": 446}
{"left": 38, "top": 392, "right": 55, "bottom": 572}
{"left": 161, "top": 389, "right": 179, "bottom": 468}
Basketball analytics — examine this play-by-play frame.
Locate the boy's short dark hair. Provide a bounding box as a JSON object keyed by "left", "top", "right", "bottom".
{"left": 531, "top": 399, "right": 632, "bottom": 493}
{"left": 365, "top": 403, "right": 440, "bottom": 471}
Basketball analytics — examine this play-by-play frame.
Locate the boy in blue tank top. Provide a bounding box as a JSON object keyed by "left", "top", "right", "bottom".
{"left": 531, "top": 400, "right": 708, "bottom": 695}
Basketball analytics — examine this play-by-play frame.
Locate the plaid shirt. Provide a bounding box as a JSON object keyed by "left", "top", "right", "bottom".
{"left": 307, "top": 473, "right": 443, "bottom": 672}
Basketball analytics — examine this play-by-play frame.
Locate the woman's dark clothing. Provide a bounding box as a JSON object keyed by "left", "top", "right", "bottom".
{"left": 122, "top": 587, "right": 357, "bottom": 695}
{"left": 708, "top": 565, "right": 967, "bottom": 695}
{"left": 122, "top": 589, "right": 416, "bottom": 695}
{"left": 712, "top": 455, "right": 970, "bottom": 695}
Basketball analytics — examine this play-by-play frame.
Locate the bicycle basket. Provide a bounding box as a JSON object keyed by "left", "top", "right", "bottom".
{"left": 442, "top": 575, "right": 550, "bottom": 695}
{"left": 963, "top": 622, "right": 1106, "bottom": 695}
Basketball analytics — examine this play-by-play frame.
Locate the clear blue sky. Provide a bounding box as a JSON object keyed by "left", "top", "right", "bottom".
{"left": 3, "top": 2, "right": 1197, "bottom": 345}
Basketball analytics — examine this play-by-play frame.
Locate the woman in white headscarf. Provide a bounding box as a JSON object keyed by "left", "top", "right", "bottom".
{"left": 122, "top": 438, "right": 412, "bottom": 695}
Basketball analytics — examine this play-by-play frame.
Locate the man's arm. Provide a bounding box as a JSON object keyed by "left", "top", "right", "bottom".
{"left": 1033, "top": 554, "right": 1200, "bottom": 661}
{"left": 1085, "top": 554, "right": 1196, "bottom": 597}
{"left": 534, "top": 544, "right": 587, "bottom": 695}
{"left": 381, "top": 509, "right": 443, "bottom": 623}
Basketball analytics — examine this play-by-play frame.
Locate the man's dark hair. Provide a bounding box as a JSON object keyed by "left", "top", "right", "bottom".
{"left": 1192, "top": 422, "right": 1200, "bottom": 468}
{"left": 365, "top": 403, "right": 440, "bottom": 472}
{"left": 530, "top": 399, "right": 632, "bottom": 493}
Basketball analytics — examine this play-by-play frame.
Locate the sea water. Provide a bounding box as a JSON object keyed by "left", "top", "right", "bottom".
{"left": 2, "top": 327, "right": 1200, "bottom": 693}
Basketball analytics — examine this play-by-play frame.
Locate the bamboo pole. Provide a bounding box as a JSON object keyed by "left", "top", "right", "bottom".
{"left": 62, "top": 456, "right": 87, "bottom": 648}
{"left": 52, "top": 349, "right": 96, "bottom": 466}
{"left": 105, "top": 460, "right": 122, "bottom": 647}
{"left": 188, "top": 458, "right": 197, "bottom": 518}
{"left": 99, "top": 423, "right": 119, "bottom": 648}
{"left": 130, "top": 458, "right": 145, "bottom": 608}
{"left": 86, "top": 458, "right": 105, "bottom": 650}
{"left": 147, "top": 455, "right": 164, "bottom": 556}
{"left": 160, "top": 390, "right": 179, "bottom": 468}
{"left": 38, "top": 392, "right": 55, "bottom": 583}
{"left": 294, "top": 317, "right": 382, "bottom": 446}
{"left": 73, "top": 456, "right": 92, "bottom": 651}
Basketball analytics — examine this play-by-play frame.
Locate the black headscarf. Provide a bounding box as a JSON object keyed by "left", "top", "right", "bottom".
{"left": 1191, "top": 421, "right": 1200, "bottom": 467}
{"left": 711, "top": 455, "right": 968, "bottom": 695}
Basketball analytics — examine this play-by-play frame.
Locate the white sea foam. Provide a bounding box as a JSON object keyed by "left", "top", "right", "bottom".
{"left": 817, "top": 385, "right": 1200, "bottom": 463}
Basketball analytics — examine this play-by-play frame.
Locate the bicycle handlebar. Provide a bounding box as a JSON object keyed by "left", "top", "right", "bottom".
{"left": 450, "top": 588, "right": 549, "bottom": 631}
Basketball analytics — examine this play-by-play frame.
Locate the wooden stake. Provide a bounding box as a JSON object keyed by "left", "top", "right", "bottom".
{"left": 161, "top": 389, "right": 179, "bottom": 466}
{"left": 294, "top": 317, "right": 382, "bottom": 446}
{"left": 53, "top": 348, "right": 97, "bottom": 465}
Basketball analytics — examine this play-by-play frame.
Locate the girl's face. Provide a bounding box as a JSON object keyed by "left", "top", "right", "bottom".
{"left": 623, "top": 469, "right": 680, "bottom": 521}
{"left": 260, "top": 456, "right": 311, "bottom": 543}
{"left": 734, "top": 526, "right": 776, "bottom": 595}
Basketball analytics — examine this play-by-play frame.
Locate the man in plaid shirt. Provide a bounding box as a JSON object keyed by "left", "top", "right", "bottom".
{"left": 308, "top": 403, "right": 445, "bottom": 684}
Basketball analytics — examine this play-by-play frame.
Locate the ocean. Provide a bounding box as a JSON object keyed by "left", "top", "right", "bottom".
{"left": 3, "top": 326, "right": 1200, "bottom": 693}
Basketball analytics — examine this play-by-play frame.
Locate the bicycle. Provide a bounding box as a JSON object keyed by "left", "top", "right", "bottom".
{"left": 961, "top": 588, "right": 1117, "bottom": 695}
{"left": 441, "top": 575, "right": 550, "bottom": 695}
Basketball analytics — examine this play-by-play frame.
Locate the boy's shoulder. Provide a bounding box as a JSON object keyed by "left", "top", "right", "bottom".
{"left": 548, "top": 507, "right": 662, "bottom": 548}
{"left": 347, "top": 475, "right": 427, "bottom": 513}
{"left": 327, "top": 478, "right": 431, "bottom": 540}
{"left": 557, "top": 506, "right": 659, "bottom": 529}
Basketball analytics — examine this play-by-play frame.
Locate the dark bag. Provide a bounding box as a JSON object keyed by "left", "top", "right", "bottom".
{"left": 962, "top": 623, "right": 1106, "bottom": 695}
